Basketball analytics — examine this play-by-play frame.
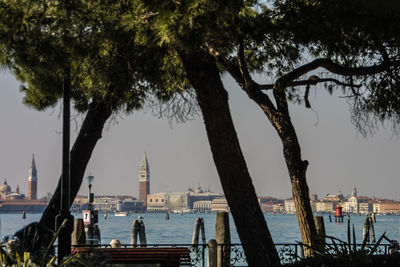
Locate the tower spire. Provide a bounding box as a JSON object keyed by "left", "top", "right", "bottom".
{"left": 140, "top": 152, "right": 150, "bottom": 174}
{"left": 29, "top": 154, "right": 38, "bottom": 200}
{"left": 139, "top": 152, "right": 150, "bottom": 210}
{"left": 29, "top": 154, "right": 37, "bottom": 180}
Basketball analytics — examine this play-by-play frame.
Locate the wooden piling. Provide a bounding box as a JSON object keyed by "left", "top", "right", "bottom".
{"left": 369, "top": 217, "right": 376, "bottom": 243}
{"left": 208, "top": 239, "right": 217, "bottom": 267}
{"left": 313, "top": 216, "right": 326, "bottom": 250}
{"left": 192, "top": 218, "right": 201, "bottom": 246}
{"left": 131, "top": 219, "right": 147, "bottom": 246}
{"left": 93, "top": 224, "right": 101, "bottom": 245}
{"left": 71, "top": 218, "right": 86, "bottom": 247}
{"left": 371, "top": 212, "right": 376, "bottom": 223}
{"left": 200, "top": 218, "right": 206, "bottom": 245}
{"left": 192, "top": 217, "right": 206, "bottom": 246}
{"left": 215, "top": 212, "right": 230, "bottom": 267}
{"left": 131, "top": 220, "right": 140, "bottom": 246}
{"left": 362, "top": 216, "right": 370, "bottom": 243}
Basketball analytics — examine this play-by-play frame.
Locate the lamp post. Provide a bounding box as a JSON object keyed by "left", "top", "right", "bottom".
{"left": 86, "top": 175, "right": 94, "bottom": 245}
{"left": 55, "top": 64, "right": 74, "bottom": 262}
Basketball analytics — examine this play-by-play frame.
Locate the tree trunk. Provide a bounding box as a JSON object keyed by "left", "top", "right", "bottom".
{"left": 39, "top": 100, "right": 112, "bottom": 231}
{"left": 241, "top": 83, "right": 317, "bottom": 255}
{"left": 273, "top": 111, "right": 317, "bottom": 256}
{"left": 181, "top": 50, "right": 281, "bottom": 267}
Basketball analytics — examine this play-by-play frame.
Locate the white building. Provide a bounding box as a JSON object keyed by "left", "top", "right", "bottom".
{"left": 193, "top": 200, "right": 212, "bottom": 213}
{"left": 284, "top": 199, "right": 296, "bottom": 214}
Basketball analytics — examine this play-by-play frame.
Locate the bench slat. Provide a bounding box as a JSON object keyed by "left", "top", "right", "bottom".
{"left": 74, "top": 247, "right": 191, "bottom": 266}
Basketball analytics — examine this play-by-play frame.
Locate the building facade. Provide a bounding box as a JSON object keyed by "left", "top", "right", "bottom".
{"left": 210, "top": 197, "right": 229, "bottom": 212}
{"left": 0, "top": 180, "right": 25, "bottom": 200}
{"left": 284, "top": 199, "right": 296, "bottom": 214}
{"left": 138, "top": 153, "right": 150, "bottom": 208}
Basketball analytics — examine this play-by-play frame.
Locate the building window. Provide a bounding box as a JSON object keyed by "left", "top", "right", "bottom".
{"left": 156, "top": 199, "right": 158, "bottom": 202}
{"left": 150, "top": 199, "right": 153, "bottom": 202}
{"left": 161, "top": 199, "right": 164, "bottom": 202}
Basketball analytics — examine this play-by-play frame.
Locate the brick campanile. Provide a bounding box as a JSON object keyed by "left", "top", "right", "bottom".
{"left": 139, "top": 153, "right": 150, "bottom": 208}
{"left": 28, "top": 154, "right": 37, "bottom": 200}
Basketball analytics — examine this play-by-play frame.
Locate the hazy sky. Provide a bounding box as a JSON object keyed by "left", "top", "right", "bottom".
{"left": 0, "top": 70, "right": 399, "bottom": 200}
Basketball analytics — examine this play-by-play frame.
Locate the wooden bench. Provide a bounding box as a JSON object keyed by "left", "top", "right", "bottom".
{"left": 74, "top": 247, "right": 192, "bottom": 267}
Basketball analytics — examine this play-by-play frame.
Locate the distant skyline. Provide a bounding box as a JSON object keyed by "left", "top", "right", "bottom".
{"left": 0, "top": 70, "right": 399, "bottom": 200}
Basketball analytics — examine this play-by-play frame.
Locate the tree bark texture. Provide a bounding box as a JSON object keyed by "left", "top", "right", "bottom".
{"left": 39, "top": 100, "right": 112, "bottom": 231}
{"left": 241, "top": 83, "right": 317, "bottom": 255}
{"left": 181, "top": 50, "right": 281, "bottom": 267}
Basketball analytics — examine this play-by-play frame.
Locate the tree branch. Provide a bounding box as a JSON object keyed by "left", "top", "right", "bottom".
{"left": 274, "top": 58, "right": 400, "bottom": 90}
{"left": 237, "top": 40, "right": 252, "bottom": 85}
{"left": 259, "top": 77, "right": 362, "bottom": 90}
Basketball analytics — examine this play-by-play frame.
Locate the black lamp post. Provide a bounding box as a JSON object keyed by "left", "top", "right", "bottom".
{"left": 86, "top": 175, "right": 94, "bottom": 245}
{"left": 55, "top": 64, "right": 74, "bottom": 262}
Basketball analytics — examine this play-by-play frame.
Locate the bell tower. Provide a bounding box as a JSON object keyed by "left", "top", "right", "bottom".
{"left": 28, "top": 154, "right": 37, "bottom": 200}
{"left": 139, "top": 153, "right": 150, "bottom": 208}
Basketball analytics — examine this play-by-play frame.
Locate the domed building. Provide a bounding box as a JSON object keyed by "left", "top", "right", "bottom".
{"left": 0, "top": 179, "right": 25, "bottom": 200}
{"left": 0, "top": 180, "right": 11, "bottom": 195}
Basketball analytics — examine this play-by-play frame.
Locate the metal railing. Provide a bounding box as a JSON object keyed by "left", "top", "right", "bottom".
{"left": 78, "top": 242, "right": 392, "bottom": 266}
{"left": 5, "top": 242, "right": 392, "bottom": 266}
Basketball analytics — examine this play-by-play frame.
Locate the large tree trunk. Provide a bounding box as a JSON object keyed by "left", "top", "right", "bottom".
{"left": 181, "top": 50, "right": 280, "bottom": 267}
{"left": 40, "top": 100, "right": 112, "bottom": 230}
{"left": 240, "top": 82, "right": 317, "bottom": 255}
{"left": 270, "top": 107, "right": 317, "bottom": 256}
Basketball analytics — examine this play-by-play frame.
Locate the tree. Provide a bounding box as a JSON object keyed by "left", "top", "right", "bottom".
{"left": 131, "top": 0, "right": 400, "bottom": 262}
{"left": 0, "top": 0, "right": 157, "bottom": 230}
{"left": 207, "top": 0, "right": 400, "bottom": 254}
{"left": 129, "top": 1, "right": 281, "bottom": 265}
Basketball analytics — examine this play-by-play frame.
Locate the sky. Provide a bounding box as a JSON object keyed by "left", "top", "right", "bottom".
{"left": 0, "top": 70, "right": 399, "bottom": 200}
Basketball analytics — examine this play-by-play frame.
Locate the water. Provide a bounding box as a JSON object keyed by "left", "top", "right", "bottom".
{"left": 2, "top": 213, "right": 400, "bottom": 245}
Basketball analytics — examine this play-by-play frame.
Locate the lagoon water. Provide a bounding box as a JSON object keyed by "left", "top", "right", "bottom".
{"left": 2, "top": 213, "right": 400, "bottom": 245}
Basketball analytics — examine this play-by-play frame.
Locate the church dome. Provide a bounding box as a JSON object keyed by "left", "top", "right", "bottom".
{"left": 194, "top": 186, "right": 203, "bottom": 194}
{"left": 0, "top": 180, "right": 11, "bottom": 194}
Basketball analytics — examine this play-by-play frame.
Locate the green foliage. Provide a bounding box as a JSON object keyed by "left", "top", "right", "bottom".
{"left": 0, "top": 219, "right": 90, "bottom": 266}
{"left": 297, "top": 219, "right": 388, "bottom": 266}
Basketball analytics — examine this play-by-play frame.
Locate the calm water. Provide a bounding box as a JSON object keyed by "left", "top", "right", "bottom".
{"left": 2, "top": 213, "right": 400, "bottom": 245}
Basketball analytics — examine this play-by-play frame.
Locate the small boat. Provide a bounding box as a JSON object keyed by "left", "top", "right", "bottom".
{"left": 114, "top": 211, "right": 128, "bottom": 216}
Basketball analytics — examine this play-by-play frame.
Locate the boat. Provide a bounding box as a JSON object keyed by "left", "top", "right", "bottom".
{"left": 114, "top": 211, "right": 128, "bottom": 216}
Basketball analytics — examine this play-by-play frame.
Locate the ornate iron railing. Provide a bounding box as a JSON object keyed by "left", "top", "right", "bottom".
{"left": 6, "top": 242, "right": 390, "bottom": 266}
{"left": 93, "top": 242, "right": 392, "bottom": 266}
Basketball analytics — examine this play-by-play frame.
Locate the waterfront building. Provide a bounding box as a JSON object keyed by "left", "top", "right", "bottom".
{"left": 28, "top": 155, "right": 38, "bottom": 200}
{"left": 258, "top": 196, "right": 283, "bottom": 213}
{"left": 310, "top": 201, "right": 317, "bottom": 213}
{"left": 94, "top": 197, "right": 118, "bottom": 212}
{"left": 187, "top": 186, "right": 223, "bottom": 208}
{"left": 273, "top": 203, "right": 285, "bottom": 213}
{"left": 146, "top": 193, "right": 169, "bottom": 212}
{"left": 210, "top": 197, "right": 229, "bottom": 212}
{"left": 343, "top": 186, "right": 358, "bottom": 213}
{"left": 0, "top": 180, "right": 25, "bottom": 200}
{"left": 122, "top": 200, "right": 144, "bottom": 213}
{"left": 315, "top": 201, "right": 335, "bottom": 213}
{"left": 373, "top": 201, "right": 400, "bottom": 214}
{"left": 193, "top": 200, "right": 212, "bottom": 213}
{"left": 324, "top": 191, "right": 345, "bottom": 202}
{"left": 91, "top": 196, "right": 144, "bottom": 213}
{"left": 359, "top": 202, "right": 372, "bottom": 214}
{"left": 146, "top": 186, "right": 223, "bottom": 213}
{"left": 284, "top": 199, "right": 296, "bottom": 214}
{"left": 139, "top": 153, "right": 150, "bottom": 209}
{"left": 0, "top": 200, "right": 45, "bottom": 213}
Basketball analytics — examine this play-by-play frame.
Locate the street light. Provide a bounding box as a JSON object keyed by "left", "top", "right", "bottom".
{"left": 87, "top": 175, "right": 94, "bottom": 207}
{"left": 86, "top": 175, "right": 97, "bottom": 246}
